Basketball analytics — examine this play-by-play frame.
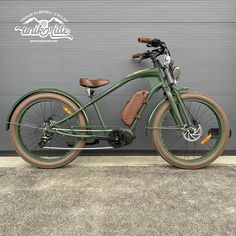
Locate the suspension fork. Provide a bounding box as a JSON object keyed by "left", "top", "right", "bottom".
{"left": 173, "top": 89, "right": 194, "bottom": 127}
{"left": 164, "top": 87, "right": 193, "bottom": 127}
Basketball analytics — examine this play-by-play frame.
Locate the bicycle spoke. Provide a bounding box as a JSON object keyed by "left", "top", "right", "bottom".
{"left": 158, "top": 99, "right": 221, "bottom": 161}
{"left": 17, "top": 98, "right": 82, "bottom": 162}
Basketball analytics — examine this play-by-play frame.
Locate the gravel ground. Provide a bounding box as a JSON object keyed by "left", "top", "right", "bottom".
{"left": 0, "top": 165, "right": 235, "bottom": 236}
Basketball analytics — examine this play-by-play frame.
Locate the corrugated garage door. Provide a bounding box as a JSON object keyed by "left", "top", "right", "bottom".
{"left": 0, "top": 1, "right": 235, "bottom": 152}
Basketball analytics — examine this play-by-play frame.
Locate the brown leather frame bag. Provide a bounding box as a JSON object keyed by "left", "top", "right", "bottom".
{"left": 121, "top": 90, "right": 149, "bottom": 126}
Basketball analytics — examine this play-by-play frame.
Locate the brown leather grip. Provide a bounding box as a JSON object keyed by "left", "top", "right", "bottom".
{"left": 132, "top": 52, "right": 142, "bottom": 59}
{"left": 138, "top": 37, "right": 153, "bottom": 44}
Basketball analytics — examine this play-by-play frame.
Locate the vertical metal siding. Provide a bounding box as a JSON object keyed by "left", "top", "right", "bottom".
{"left": 0, "top": 1, "right": 235, "bottom": 151}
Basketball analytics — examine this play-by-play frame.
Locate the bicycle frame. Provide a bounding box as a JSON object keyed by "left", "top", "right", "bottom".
{"left": 6, "top": 35, "right": 229, "bottom": 169}
{"left": 47, "top": 66, "right": 190, "bottom": 139}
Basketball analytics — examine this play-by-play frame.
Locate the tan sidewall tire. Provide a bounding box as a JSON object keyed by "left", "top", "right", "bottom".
{"left": 152, "top": 92, "right": 229, "bottom": 169}
{"left": 9, "top": 93, "right": 86, "bottom": 169}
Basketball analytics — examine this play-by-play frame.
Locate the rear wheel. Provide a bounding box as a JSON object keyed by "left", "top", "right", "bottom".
{"left": 10, "top": 93, "right": 86, "bottom": 168}
{"left": 152, "top": 92, "right": 229, "bottom": 169}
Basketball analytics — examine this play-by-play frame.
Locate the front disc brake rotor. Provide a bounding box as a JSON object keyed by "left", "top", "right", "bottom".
{"left": 182, "top": 124, "right": 203, "bottom": 142}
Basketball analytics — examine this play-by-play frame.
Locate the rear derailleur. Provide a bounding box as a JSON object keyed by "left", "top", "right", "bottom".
{"left": 38, "top": 117, "right": 55, "bottom": 148}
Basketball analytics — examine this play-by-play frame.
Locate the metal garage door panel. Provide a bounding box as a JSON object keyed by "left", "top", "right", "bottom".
{"left": 0, "top": 22, "right": 235, "bottom": 150}
{"left": 0, "top": 0, "right": 235, "bottom": 152}
{"left": 1, "top": 1, "right": 236, "bottom": 23}
{"left": 0, "top": 23, "right": 235, "bottom": 95}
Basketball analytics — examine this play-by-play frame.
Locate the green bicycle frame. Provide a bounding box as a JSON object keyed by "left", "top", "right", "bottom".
{"left": 49, "top": 66, "right": 189, "bottom": 137}
{"left": 6, "top": 65, "right": 191, "bottom": 140}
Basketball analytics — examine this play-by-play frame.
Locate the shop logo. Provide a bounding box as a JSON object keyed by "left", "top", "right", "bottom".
{"left": 15, "top": 10, "right": 73, "bottom": 43}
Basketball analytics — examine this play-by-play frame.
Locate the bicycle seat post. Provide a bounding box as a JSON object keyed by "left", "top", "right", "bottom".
{"left": 85, "top": 87, "right": 106, "bottom": 128}
{"left": 86, "top": 88, "right": 95, "bottom": 99}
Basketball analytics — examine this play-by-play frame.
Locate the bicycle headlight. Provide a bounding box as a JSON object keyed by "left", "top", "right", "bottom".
{"left": 172, "top": 66, "right": 180, "bottom": 80}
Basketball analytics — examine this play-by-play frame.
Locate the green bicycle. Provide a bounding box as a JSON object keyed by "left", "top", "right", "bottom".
{"left": 6, "top": 37, "right": 230, "bottom": 169}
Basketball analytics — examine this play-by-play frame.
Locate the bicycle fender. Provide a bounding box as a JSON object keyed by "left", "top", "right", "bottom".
{"left": 6, "top": 88, "right": 90, "bottom": 130}
{"left": 145, "top": 87, "right": 189, "bottom": 135}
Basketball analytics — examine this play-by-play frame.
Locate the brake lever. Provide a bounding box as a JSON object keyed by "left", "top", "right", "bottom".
{"left": 138, "top": 51, "right": 151, "bottom": 63}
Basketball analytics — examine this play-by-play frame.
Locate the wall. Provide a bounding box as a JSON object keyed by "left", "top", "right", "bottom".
{"left": 0, "top": 0, "right": 235, "bottom": 151}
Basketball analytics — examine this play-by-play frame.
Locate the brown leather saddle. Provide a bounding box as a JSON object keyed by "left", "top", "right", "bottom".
{"left": 80, "top": 78, "right": 110, "bottom": 88}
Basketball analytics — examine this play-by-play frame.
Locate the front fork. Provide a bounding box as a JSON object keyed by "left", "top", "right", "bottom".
{"left": 164, "top": 87, "right": 193, "bottom": 129}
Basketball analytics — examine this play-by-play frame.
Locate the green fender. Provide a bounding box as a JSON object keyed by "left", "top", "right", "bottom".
{"left": 145, "top": 87, "right": 189, "bottom": 135}
{"left": 6, "top": 88, "right": 90, "bottom": 130}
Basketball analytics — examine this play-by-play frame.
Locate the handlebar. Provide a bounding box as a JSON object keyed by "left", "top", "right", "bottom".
{"left": 138, "top": 37, "right": 162, "bottom": 48}
{"left": 132, "top": 51, "right": 151, "bottom": 60}
{"left": 138, "top": 37, "right": 153, "bottom": 44}
{"left": 132, "top": 37, "right": 169, "bottom": 63}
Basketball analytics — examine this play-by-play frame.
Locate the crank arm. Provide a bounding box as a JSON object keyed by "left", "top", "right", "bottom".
{"left": 90, "top": 136, "right": 117, "bottom": 141}
{"left": 86, "top": 139, "right": 100, "bottom": 145}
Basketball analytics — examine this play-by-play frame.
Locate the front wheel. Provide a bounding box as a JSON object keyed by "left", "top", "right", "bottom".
{"left": 152, "top": 92, "right": 229, "bottom": 169}
{"left": 9, "top": 92, "right": 87, "bottom": 168}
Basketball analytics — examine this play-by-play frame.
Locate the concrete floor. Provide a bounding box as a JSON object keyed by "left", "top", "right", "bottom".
{"left": 0, "top": 156, "right": 236, "bottom": 235}
{"left": 0, "top": 155, "right": 236, "bottom": 167}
